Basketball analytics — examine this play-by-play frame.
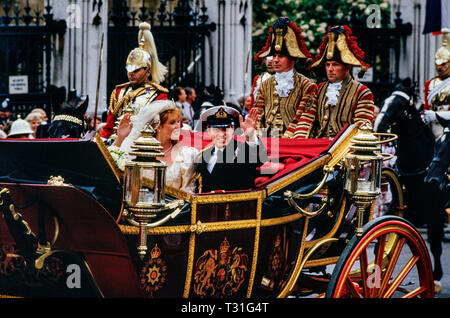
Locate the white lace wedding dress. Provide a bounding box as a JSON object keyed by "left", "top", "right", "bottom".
{"left": 108, "top": 144, "right": 199, "bottom": 193}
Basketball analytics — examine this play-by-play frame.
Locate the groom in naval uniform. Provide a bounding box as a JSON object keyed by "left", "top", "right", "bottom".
{"left": 196, "top": 106, "right": 268, "bottom": 193}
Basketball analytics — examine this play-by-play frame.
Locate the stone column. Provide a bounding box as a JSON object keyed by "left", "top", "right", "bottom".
{"left": 51, "top": 0, "right": 108, "bottom": 116}
{"left": 205, "top": 0, "right": 252, "bottom": 106}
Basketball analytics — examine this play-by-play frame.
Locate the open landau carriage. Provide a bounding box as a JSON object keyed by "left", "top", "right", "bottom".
{"left": 0, "top": 124, "right": 434, "bottom": 298}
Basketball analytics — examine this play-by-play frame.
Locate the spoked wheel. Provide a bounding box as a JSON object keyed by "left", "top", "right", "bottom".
{"left": 326, "top": 216, "right": 434, "bottom": 298}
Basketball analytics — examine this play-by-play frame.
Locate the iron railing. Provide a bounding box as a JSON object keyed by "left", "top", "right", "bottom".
{"left": 0, "top": 0, "right": 66, "bottom": 120}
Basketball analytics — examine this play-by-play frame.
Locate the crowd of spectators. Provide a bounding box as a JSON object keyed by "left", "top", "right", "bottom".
{"left": 0, "top": 97, "right": 108, "bottom": 139}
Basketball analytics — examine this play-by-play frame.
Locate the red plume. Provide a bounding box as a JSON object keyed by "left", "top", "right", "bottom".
{"left": 313, "top": 25, "right": 370, "bottom": 70}
{"left": 342, "top": 25, "right": 370, "bottom": 70}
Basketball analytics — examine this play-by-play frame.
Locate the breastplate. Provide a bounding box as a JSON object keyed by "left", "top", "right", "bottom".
{"left": 429, "top": 78, "right": 450, "bottom": 110}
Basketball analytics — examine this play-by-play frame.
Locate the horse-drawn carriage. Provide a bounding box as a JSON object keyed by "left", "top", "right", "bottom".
{"left": 0, "top": 124, "right": 434, "bottom": 298}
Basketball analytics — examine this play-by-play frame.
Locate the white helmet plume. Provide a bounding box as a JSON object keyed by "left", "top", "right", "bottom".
{"left": 138, "top": 22, "right": 168, "bottom": 84}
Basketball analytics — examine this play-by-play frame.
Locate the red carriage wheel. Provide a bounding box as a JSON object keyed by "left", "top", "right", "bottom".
{"left": 326, "top": 216, "right": 434, "bottom": 298}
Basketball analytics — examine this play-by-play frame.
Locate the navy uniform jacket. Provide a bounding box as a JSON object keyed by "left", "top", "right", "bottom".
{"left": 196, "top": 137, "right": 268, "bottom": 192}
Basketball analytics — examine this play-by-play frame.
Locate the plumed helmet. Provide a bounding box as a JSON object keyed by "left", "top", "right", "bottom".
{"left": 126, "top": 22, "right": 168, "bottom": 84}
{"left": 435, "top": 28, "right": 450, "bottom": 65}
{"left": 311, "top": 25, "right": 370, "bottom": 76}
{"left": 254, "top": 17, "right": 313, "bottom": 65}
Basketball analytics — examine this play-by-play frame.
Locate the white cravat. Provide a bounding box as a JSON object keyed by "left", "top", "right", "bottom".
{"left": 207, "top": 147, "right": 223, "bottom": 173}
{"left": 274, "top": 69, "right": 295, "bottom": 97}
{"left": 326, "top": 81, "right": 343, "bottom": 106}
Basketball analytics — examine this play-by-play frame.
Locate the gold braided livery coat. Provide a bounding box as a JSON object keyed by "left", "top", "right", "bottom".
{"left": 253, "top": 71, "right": 317, "bottom": 139}
{"left": 310, "top": 75, "right": 374, "bottom": 139}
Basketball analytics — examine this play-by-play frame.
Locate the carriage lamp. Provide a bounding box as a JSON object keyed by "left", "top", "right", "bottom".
{"left": 344, "top": 124, "right": 384, "bottom": 237}
{"left": 123, "top": 123, "right": 184, "bottom": 260}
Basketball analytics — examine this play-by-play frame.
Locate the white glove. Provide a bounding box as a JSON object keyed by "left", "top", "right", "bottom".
{"left": 422, "top": 110, "right": 437, "bottom": 124}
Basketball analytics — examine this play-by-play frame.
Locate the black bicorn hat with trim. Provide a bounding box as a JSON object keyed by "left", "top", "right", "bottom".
{"left": 254, "top": 16, "right": 313, "bottom": 65}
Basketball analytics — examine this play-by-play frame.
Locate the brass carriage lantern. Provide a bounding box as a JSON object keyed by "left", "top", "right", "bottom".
{"left": 344, "top": 124, "right": 384, "bottom": 237}
{"left": 123, "top": 123, "right": 184, "bottom": 260}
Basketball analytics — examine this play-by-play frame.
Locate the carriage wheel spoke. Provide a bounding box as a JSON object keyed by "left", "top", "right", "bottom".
{"left": 370, "top": 233, "right": 387, "bottom": 297}
{"left": 345, "top": 277, "right": 363, "bottom": 298}
{"left": 383, "top": 255, "right": 419, "bottom": 298}
{"left": 374, "top": 233, "right": 387, "bottom": 269}
{"left": 401, "top": 286, "right": 427, "bottom": 298}
{"left": 378, "top": 237, "right": 406, "bottom": 297}
{"left": 359, "top": 249, "right": 369, "bottom": 298}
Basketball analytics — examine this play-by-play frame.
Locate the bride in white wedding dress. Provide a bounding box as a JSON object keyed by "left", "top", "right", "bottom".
{"left": 110, "top": 100, "right": 199, "bottom": 193}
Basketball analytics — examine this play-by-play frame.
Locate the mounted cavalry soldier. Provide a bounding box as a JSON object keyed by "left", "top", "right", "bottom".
{"left": 309, "top": 25, "right": 375, "bottom": 139}
{"left": 101, "top": 22, "right": 168, "bottom": 139}
{"left": 423, "top": 28, "right": 450, "bottom": 141}
{"left": 253, "top": 17, "right": 317, "bottom": 139}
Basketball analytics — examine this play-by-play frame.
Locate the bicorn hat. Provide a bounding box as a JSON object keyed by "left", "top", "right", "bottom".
{"left": 312, "top": 25, "right": 370, "bottom": 77}
{"left": 254, "top": 17, "right": 313, "bottom": 65}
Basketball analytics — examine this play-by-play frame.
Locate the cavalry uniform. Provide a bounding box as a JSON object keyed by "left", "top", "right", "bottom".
{"left": 423, "top": 29, "right": 450, "bottom": 140}
{"left": 253, "top": 17, "right": 317, "bottom": 139}
{"left": 425, "top": 77, "right": 450, "bottom": 111}
{"left": 101, "top": 22, "right": 168, "bottom": 139}
{"left": 309, "top": 25, "right": 374, "bottom": 139}
{"left": 101, "top": 81, "right": 168, "bottom": 138}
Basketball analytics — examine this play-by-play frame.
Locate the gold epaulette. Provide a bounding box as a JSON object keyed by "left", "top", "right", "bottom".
{"left": 109, "top": 82, "right": 130, "bottom": 113}
{"left": 148, "top": 82, "right": 169, "bottom": 93}
{"left": 116, "top": 82, "right": 130, "bottom": 89}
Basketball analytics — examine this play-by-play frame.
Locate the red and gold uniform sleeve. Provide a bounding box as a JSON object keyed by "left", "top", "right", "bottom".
{"left": 285, "top": 80, "right": 317, "bottom": 139}
{"left": 254, "top": 83, "right": 266, "bottom": 131}
{"left": 352, "top": 84, "right": 374, "bottom": 127}
{"left": 424, "top": 79, "right": 431, "bottom": 110}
